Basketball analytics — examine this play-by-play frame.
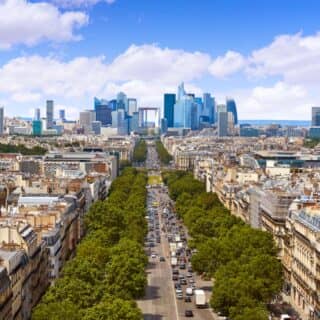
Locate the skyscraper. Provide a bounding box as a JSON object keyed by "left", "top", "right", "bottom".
{"left": 203, "top": 93, "right": 215, "bottom": 123}
{"left": 94, "top": 98, "right": 112, "bottom": 126}
{"left": 218, "top": 111, "right": 228, "bottom": 137}
{"left": 46, "top": 100, "right": 54, "bottom": 129}
{"left": 117, "top": 92, "right": 127, "bottom": 111}
{"left": 34, "top": 108, "right": 40, "bottom": 121}
{"left": 0, "top": 107, "right": 4, "bottom": 135}
{"left": 226, "top": 98, "right": 238, "bottom": 125}
{"left": 59, "top": 109, "right": 65, "bottom": 121}
{"left": 312, "top": 107, "right": 320, "bottom": 126}
{"left": 174, "top": 83, "right": 198, "bottom": 129}
{"left": 164, "top": 93, "right": 176, "bottom": 128}
{"left": 80, "top": 110, "right": 96, "bottom": 133}
{"left": 128, "top": 98, "right": 137, "bottom": 116}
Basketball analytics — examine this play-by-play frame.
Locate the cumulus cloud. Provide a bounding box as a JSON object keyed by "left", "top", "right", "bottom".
{"left": 0, "top": 0, "right": 88, "bottom": 49}
{"left": 107, "top": 44, "right": 211, "bottom": 84}
{"left": 209, "top": 50, "right": 246, "bottom": 78}
{"left": 247, "top": 32, "right": 320, "bottom": 85}
{"left": 51, "top": 0, "right": 115, "bottom": 8}
{"left": 0, "top": 44, "right": 210, "bottom": 116}
{"left": 235, "top": 82, "right": 313, "bottom": 119}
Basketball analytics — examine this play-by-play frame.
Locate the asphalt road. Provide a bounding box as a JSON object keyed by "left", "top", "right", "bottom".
{"left": 137, "top": 142, "right": 215, "bottom": 320}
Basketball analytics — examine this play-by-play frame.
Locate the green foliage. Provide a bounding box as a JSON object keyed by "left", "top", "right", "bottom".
{"left": 304, "top": 138, "right": 320, "bottom": 148}
{"left": 155, "top": 140, "right": 172, "bottom": 165}
{"left": 0, "top": 143, "right": 47, "bottom": 155}
{"left": 163, "top": 170, "right": 283, "bottom": 317}
{"left": 133, "top": 139, "right": 147, "bottom": 163}
{"left": 83, "top": 297, "right": 142, "bottom": 320}
{"left": 33, "top": 167, "right": 147, "bottom": 320}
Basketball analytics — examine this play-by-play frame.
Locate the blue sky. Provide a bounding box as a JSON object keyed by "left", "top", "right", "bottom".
{"left": 0, "top": 0, "right": 319, "bottom": 119}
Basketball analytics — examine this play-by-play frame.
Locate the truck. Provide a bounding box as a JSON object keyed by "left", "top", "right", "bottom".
{"left": 171, "top": 257, "right": 178, "bottom": 267}
{"left": 194, "top": 289, "right": 206, "bottom": 308}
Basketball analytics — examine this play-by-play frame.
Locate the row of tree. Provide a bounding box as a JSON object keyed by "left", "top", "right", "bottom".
{"left": 155, "top": 140, "right": 172, "bottom": 165}
{"left": 133, "top": 139, "right": 147, "bottom": 163}
{"left": 33, "top": 167, "right": 148, "bottom": 320}
{"left": 0, "top": 143, "right": 47, "bottom": 155}
{"left": 162, "top": 171, "right": 283, "bottom": 320}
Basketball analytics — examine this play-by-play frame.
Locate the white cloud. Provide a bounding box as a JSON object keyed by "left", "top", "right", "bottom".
{"left": 0, "top": 44, "right": 210, "bottom": 116}
{"left": 106, "top": 44, "right": 211, "bottom": 84}
{"left": 0, "top": 0, "right": 88, "bottom": 49}
{"left": 11, "top": 92, "right": 41, "bottom": 103}
{"left": 209, "top": 50, "right": 246, "bottom": 78}
{"left": 235, "top": 81, "right": 313, "bottom": 119}
{"left": 247, "top": 32, "right": 320, "bottom": 85}
{"left": 51, "top": 0, "right": 114, "bottom": 8}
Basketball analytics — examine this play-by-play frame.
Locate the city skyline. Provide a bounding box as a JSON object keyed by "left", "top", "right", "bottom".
{"left": 0, "top": 0, "right": 319, "bottom": 120}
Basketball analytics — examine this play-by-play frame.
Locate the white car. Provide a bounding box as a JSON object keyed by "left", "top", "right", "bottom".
{"left": 151, "top": 254, "right": 157, "bottom": 258}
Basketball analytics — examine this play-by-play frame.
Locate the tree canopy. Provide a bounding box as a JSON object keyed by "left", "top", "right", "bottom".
{"left": 163, "top": 170, "right": 283, "bottom": 318}
{"left": 33, "top": 168, "right": 147, "bottom": 320}
{"left": 155, "top": 140, "right": 172, "bottom": 165}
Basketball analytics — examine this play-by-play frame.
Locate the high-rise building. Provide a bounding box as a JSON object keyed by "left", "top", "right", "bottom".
{"left": 59, "top": 109, "right": 65, "bottom": 121}
{"left": 164, "top": 94, "right": 176, "bottom": 128}
{"left": 131, "top": 112, "right": 140, "bottom": 133}
{"left": 91, "top": 121, "right": 102, "bottom": 135}
{"left": 79, "top": 110, "right": 96, "bottom": 133}
{"left": 0, "top": 107, "right": 4, "bottom": 135}
{"left": 108, "top": 99, "right": 117, "bottom": 111}
{"left": 174, "top": 83, "right": 198, "bottom": 129}
{"left": 32, "top": 120, "right": 42, "bottom": 136}
{"left": 116, "top": 92, "right": 127, "bottom": 111}
{"left": 46, "top": 100, "right": 54, "bottom": 129}
{"left": 34, "top": 108, "right": 40, "bottom": 121}
{"left": 127, "top": 98, "right": 137, "bottom": 116}
{"left": 218, "top": 111, "right": 228, "bottom": 137}
{"left": 312, "top": 107, "right": 320, "bottom": 126}
{"left": 94, "top": 98, "right": 112, "bottom": 126}
{"left": 226, "top": 98, "right": 238, "bottom": 125}
{"left": 203, "top": 93, "right": 215, "bottom": 123}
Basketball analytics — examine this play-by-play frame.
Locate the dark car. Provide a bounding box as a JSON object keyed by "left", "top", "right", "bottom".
{"left": 185, "top": 310, "right": 193, "bottom": 317}
{"left": 172, "top": 269, "right": 179, "bottom": 275}
{"left": 184, "top": 296, "right": 192, "bottom": 303}
{"left": 172, "top": 275, "right": 178, "bottom": 281}
{"left": 159, "top": 256, "right": 165, "bottom": 262}
{"left": 179, "top": 264, "right": 186, "bottom": 269}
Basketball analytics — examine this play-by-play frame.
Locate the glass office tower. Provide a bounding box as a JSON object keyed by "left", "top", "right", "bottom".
{"left": 46, "top": 100, "right": 54, "bottom": 129}
{"left": 226, "top": 97, "right": 238, "bottom": 125}
{"left": 164, "top": 93, "right": 176, "bottom": 128}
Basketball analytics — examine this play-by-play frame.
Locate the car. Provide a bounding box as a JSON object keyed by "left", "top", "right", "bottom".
{"left": 179, "top": 264, "right": 186, "bottom": 269}
{"left": 151, "top": 254, "right": 157, "bottom": 258}
{"left": 172, "top": 275, "right": 178, "bottom": 281}
{"left": 174, "top": 283, "right": 181, "bottom": 289}
{"left": 179, "top": 279, "right": 187, "bottom": 285}
{"left": 184, "top": 296, "right": 192, "bottom": 302}
{"left": 176, "top": 293, "right": 183, "bottom": 299}
{"left": 172, "top": 269, "right": 179, "bottom": 275}
{"left": 187, "top": 273, "right": 193, "bottom": 278}
{"left": 175, "top": 288, "right": 182, "bottom": 294}
{"left": 185, "top": 310, "right": 193, "bottom": 317}
{"left": 159, "top": 256, "right": 165, "bottom": 262}
{"left": 187, "top": 267, "right": 193, "bottom": 273}
{"left": 186, "top": 287, "right": 193, "bottom": 296}
{"left": 189, "top": 278, "right": 195, "bottom": 284}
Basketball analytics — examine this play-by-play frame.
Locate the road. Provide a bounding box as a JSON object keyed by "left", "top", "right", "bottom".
{"left": 137, "top": 141, "right": 215, "bottom": 320}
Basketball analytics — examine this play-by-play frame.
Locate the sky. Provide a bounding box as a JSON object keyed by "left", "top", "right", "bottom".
{"left": 0, "top": 0, "right": 319, "bottom": 120}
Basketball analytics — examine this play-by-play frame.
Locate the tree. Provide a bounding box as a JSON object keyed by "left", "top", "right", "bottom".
{"left": 33, "top": 301, "right": 82, "bottom": 320}
{"left": 83, "top": 298, "right": 142, "bottom": 320}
